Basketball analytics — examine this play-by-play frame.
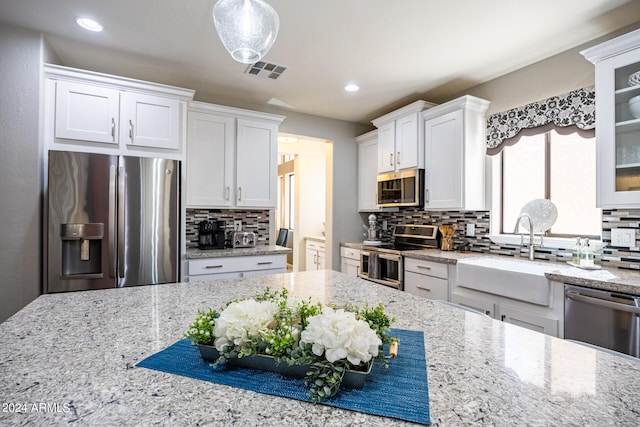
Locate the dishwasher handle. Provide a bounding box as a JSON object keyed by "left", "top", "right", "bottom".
{"left": 566, "top": 291, "right": 640, "bottom": 315}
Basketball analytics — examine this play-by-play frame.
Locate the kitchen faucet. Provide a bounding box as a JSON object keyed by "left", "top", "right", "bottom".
{"left": 514, "top": 213, "right": 539, "bottom": 260}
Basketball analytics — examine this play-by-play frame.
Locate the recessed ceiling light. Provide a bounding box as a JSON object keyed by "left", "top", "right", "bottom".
{"left": 344, "top": 84, "right": 360, "bottom": 92}
{"left": 75, "top": 17, "right": 103, "bottom": 32}
{"left": 278, "top": 136, "right": 298, "bottom": 144}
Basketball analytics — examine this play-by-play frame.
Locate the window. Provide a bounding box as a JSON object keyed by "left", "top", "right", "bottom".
{"left": 501, "top": 129, "right": 601, "bottom": 238}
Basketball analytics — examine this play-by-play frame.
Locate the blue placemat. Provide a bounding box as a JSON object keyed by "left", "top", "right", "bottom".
{"left": 137, "top": 328, "right": 430, "bottom": 425}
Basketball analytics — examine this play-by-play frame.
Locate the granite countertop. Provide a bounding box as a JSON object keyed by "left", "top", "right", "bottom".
{"left": 342, "top": 243, "right": 640, "bottom": 294}
{"left": 305, "top": 236, "right": 326, "bottom": 243}
{"left": 186, "top": 245, "right": 291, "bottom": 259}
{"left": 1, "top": 270, "right": 639, "bottom": 426}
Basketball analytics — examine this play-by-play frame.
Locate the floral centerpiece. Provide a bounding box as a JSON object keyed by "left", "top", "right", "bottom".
{"left": 184, "top": 288, "right": 397, "bottom": 402}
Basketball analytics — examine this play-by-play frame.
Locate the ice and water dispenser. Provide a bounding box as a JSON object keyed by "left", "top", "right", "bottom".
{"left": 60, "top": 223, "right": 104, "bottom": 278}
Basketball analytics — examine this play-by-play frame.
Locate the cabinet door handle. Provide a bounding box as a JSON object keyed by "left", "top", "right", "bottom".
{"left": 416, "top": 286, "right": 431, "bottom": 292}
{"left": 425, "top": 189, "right": 429, "bottom": 203}
{"left": 501, "top": 315, "right": 506, "bottom": 321}
{"left": 257, "top": 261, "right": 273, "bottom": 265}
{"left": 314, "top": 254, "right": 317, "bottom": 265}
{"left": 238, "top": 187, "right": 242, "bottom": 201}
{"left": 111, "top": 118, "right": 116, "bottom": 140}
{"left": 128, "top": 120, "right": 133, "bottom": 141}
{"left": 397, "top": 151, "right": 400, "bottom": 164}
{"left": 416, "top": 265, "right": 431, "bottom": 270}
{"left": 205, "top": 265, "right": 224, "bottom": 269}
{"left": 226, "top": 187, "right": 230, "bottom": 201}
{"left": 389, "top": 153, "right": 393, "bottom": 166}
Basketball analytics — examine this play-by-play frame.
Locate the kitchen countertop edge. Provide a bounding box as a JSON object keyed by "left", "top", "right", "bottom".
{"left": 186, "top": 245, "right": 291, "bottom": 259}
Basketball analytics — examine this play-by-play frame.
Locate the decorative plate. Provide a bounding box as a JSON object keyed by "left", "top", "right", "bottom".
{"left": 519, "top": 199, "right": 558, "bottom": 233}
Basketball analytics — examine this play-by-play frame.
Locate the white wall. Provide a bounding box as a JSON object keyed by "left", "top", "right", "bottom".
{"left": 455, "top": 22, "right": 640, "bottom": 114}
{"left": 0, "top": 24, "right": 45, "bottom": 323}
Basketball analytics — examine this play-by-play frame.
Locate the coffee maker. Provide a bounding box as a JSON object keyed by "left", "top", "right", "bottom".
{"left": 198, "top": 220, "right": 226, "bottom": 249}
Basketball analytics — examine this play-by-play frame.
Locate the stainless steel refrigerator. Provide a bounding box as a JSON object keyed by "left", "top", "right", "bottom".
{"left": 47, "top": 150, "right": 180, "bottom": 292}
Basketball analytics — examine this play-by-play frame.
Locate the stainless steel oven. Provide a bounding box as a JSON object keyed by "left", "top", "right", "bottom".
{"left": 359, "top": 249, "right": 403, "bottom": 289}
{"left": 358, "top": 224, "right": 440, "bottom": 290}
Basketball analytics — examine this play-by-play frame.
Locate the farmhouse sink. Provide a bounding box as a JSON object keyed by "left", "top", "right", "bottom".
{"left": 456, "top": 257, "right": 567, "bottom": 305}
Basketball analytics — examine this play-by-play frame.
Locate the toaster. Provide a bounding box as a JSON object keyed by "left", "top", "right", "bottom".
{"left": 232, "top": 231, "right": 256, "bottom": 248}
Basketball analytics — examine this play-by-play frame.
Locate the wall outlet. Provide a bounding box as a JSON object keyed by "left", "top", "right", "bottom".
{"left": 234, "top": 220, "right": 242, "bottom": 231}
{"left": 466, "top": 223, "right": 476, "bottom": 237}
{"left": 611, "top": 228, "right": 636, "bottom": 249}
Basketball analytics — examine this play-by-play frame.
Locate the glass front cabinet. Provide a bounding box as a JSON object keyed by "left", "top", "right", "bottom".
{"left": 582, "top": 29, "right": 640, "bottom": 208}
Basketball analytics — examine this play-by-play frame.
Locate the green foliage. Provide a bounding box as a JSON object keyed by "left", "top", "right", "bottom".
{"left": 183, "top": 308, "right": 219, "bottom": 345}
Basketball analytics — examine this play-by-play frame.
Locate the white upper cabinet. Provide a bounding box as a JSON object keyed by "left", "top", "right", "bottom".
{"left": 582, "top": 29, "right": 640, "bottom": 208}
{"left": 236, "top": 118, "right": 279, "bottom": 207}
{"left": 422, "top": 95, "right": 490, "bottom": 210}
{"left": 120, "top": 92, "right": 181, "bottom": 150}
{"left": 44, "top": 64, "right": 194, "bottom": 157}
{"left": 186, "top": 102, "right": 284, "bottom": 209}
{"left": 186, "top": 111, "right": 235, "bottom": 207}
{"left": 54, "top": 80, "right": 120, "bottom": 144}
{"left": 372, "top": 100, "right": 435, "bottom": 173}
{"left": 356, "top": 130, "right": 380, "bottom": 212}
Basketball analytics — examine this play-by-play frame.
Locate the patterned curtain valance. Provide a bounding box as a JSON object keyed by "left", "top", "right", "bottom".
{"left": 486, "top": 86, "right": 595, "bottom": 153}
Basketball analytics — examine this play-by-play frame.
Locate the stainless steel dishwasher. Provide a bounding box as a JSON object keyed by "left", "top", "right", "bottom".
{"left": 565, "top": 284, "right": 640, "bottom": 358}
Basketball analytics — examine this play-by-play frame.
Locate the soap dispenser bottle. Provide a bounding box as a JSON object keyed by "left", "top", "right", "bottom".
{"left": 581, "top": 238, "right": 594, "bottom": 267}
{"left": 572, "top": 237, "right": 582, "bottom": 265}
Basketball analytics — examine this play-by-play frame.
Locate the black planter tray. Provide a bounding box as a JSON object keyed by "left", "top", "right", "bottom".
{"left": 197, "top": 344, "right": 372, "bottom": 388}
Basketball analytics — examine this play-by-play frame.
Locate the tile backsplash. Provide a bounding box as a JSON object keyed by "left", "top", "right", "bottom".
{"left": 371, "top": 207, "right": 640, "bottom": 270}
{"left": 186, "top": 209, "right": 270, "bottom": 248}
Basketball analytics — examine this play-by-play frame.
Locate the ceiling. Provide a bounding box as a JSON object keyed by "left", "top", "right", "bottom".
{"left": 1, "top": 0, "right": 640, "bottom": 124}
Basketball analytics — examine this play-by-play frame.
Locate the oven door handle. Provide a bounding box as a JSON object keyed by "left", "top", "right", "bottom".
{"left": 378, "top": 253, "right": 402, "bottom": 262}
{"left": 566, "top": 291, "right": 640, "bottom": 315}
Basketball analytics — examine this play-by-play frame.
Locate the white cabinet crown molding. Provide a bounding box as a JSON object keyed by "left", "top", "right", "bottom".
{"left": 371, "top": 100, "right": 437, "bottom": 127}
{"left": 581, "top": 28, "right": 640, "bottom": 64}
{"left": 188, "top": 100, "right": 285, "bottom": 124}
{"left": 44, "top": 64, "right": 195, "bottom": 100}
{"left": 421, "top": 95, "right": 490, "bottom": 120}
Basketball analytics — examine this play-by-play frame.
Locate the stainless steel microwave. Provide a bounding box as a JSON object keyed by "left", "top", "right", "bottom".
{"left": 377, "top": 169, "right": 424, "bottom": 207}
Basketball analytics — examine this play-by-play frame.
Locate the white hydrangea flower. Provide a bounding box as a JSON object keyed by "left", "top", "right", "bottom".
{"left": 300, "top": 307, "right": 381, "bottom": 365}
{"left": 213, "top": 299, "right": 279, "bottom": 351}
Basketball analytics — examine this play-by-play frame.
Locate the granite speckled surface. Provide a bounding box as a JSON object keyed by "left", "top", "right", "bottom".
{"left": 342, "top": 243, "right": 640, "bottom": 295}
{"left": 186, "top": 245, "right": 291, "bottom": 259}
{"left": 2, "top": 270, "right": 640, "bottom": 426}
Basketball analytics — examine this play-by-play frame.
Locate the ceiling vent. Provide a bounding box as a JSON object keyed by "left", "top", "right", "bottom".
{"left": 245, "top": 61, "right": 287, "bottom": 79}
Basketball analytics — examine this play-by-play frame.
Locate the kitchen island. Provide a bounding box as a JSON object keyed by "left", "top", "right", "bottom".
{"left": 1, "top": 270, "right": 639, "bottom": 426}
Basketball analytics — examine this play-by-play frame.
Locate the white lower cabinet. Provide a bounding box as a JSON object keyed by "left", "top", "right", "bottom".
{"left": 306, "top": 240, "right": 326, "bottom": 271}
{"left": 498, "top": 304, "right": 559, "bottom": 336}
{"left": 187, "top": 254, "right": 287, "bottom": 281}
{"left": 404, "top": 258, "right": 449, "bottom": 300}
{"left": 340, "top": 246, "right": 361, "bottom": 277}
{"left": 451, "top": 275, "right": 563, "bottom": 337}
{"left": 450, "top": 292, "right": 496, "bottom": 317}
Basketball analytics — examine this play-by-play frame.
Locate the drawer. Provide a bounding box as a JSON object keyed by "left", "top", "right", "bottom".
{"left": 404, "top": 257, "right": 448, "bottom": 279}
{"left": 404, "top": 272, "right": 448, "bottom": 300}
{"left": 340, "top": 246, "right": 360, "bottom": 260}
{"left": 188, "top": 255, "right": 287, "bottom": 276}
{"left": 306, "top": 240, "right": 325, "bottom": 251}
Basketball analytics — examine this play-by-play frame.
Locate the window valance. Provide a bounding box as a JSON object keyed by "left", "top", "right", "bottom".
{"left": 486, "top": 86, "right": 595, "bottom": 154}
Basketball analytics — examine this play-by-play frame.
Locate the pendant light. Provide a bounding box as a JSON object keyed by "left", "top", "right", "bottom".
{"left": 212, "top": 0, "right": 280, "bottom": 64}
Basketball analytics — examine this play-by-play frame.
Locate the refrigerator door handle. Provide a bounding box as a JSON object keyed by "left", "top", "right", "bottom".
{"left": 117, "top": 164, "right": 126, "bottom": 279}
{"left": 108, "top": 165, "right": 117, "bottom": 277}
